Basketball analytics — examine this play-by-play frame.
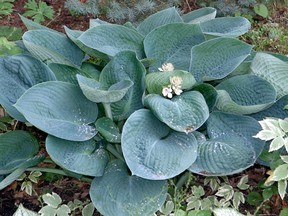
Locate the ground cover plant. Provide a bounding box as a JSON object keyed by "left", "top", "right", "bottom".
{"left": 1, "top": 5, "right": 288, "bottom": 215}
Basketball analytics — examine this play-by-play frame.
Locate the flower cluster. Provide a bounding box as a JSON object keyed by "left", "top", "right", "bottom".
{"left": 162, "top": 76, "right": 183, "bottom": 98}
{"left": 158, "top": 63, "right": 174, "bottom": 72}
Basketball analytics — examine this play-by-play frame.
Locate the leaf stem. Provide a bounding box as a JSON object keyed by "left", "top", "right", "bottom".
{"left": 176, "top": 171, "right": 190, "bottom": 189}
{"left": 26, "top": 167, "right": 93, "bottom": 183}
{"left": 103, "top": 103, "right": 113, "bottom": 120}
{"left": 107, "top": 143, "right": 124, "bottom": 161}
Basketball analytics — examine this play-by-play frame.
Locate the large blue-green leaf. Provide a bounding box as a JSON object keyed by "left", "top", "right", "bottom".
{"left": 22, "top": 30, "right": 85, "bottom": 66}
{"left": 80, "top": 62, "right": 101, "bottom": 80}
{"left": 0, "top": 155, "right": 44, "bottom": 190}
{"left": 182, "top": 7, "right": 216, "bottom": 24}
{"left": 122, "top": 109, "right": 198, "bottom": 180}
{"left": 251, "top": 53, "right": 288, "bottom": 98}
{"left": 77, "top": 74, "right": 133, "bottom": 103}
{"left": 200, "top": 17, "right": 251, "bottom": 37}
{"left": 144, "top": 23, "right": 205, "bottom": 71}
{"left": 19, "top": 14, "right": 59, "bottom": 33}
{"left": 99, "top": 51, "right": 146, "bottom": 121}
{"left": 250, "top": 95, "right": 288, "bottom": 121}
{"left": 0, "top": 55, "right": 55, "bottom": 121}
{"left": 64, "top": 26, "right": 109, "bottom": 61}
{"left": 0, "top": 131, "right": 39, "bottom": 174}
{"left": 189, "top": 112, "right": 265, "bottom": 175}
{"left": 89, "top": 18, "right": 110, "bottom": 28}
{"left": 137, "top": 7, "right": 183, "bottom": 36}
{"left": 14, "top": 81, "right": 98, "bottom": 141}
{"left": 46, "top": 135, "right": 109, "bottom": 176}
{"left": 90, "top": 160, "right": 167, "bottom": 216}
{"left": 190, "top": 37, "right": 253, "bottom": 82}
{"left": 144, "top": 91, "right": 209, "bottom": 133}
{"left": 48, "top": 63, "right": 90, "bottom": 84}
{"left": 215, "top": 75, "right": 277, "bottom": 114}
{"left": 77, "top": 24, "right": 145, "bottom": 59}
{"left": 146, "top": 70, "right": 196, "bottom": 95}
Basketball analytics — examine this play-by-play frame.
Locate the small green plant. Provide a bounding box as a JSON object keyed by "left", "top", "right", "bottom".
{"left": 0, "top": 37, "right": 22, "bottom": 56}
{"left": 254, "top": 117, "right": 288, "bottom": 199}
{"left": 13, "top": 192, "right": 95, "bottom": 216}
{"left": 23, "top": 0, "right": 54, "bottom": 23}
{"left": 0, "top": 0, "right": 14, "bottom": 18}
{"left": 0, "top": 26, "right": 23, "bottom": 41}
{"left": 16, "top": 171, "right": 42, "bottom": 196}
{"left": 65, "top": 0, "right": 181, "bottom": 24}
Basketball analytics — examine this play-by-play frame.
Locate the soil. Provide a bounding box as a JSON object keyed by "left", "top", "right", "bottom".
{"left": 0, "top": 0, "right": 287, "bottom": 215}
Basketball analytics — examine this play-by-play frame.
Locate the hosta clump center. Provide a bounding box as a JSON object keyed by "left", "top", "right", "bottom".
{"left": 1, "top": 6, "right": 288, "bottom": 216}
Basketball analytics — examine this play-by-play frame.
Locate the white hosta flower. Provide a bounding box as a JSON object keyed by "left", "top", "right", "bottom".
{"left": 162, "top": 87, "right": 173, "bottom": 98}
{"left": 170, "top": 76, "right": 183, "bottom": 88}
{"left": 173, "top": 87, "right": 183, "bottom": 95}
{"left": 158, "top": 63, "right": 174, "bottom": 72}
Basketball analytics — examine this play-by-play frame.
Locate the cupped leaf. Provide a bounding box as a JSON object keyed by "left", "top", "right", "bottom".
{"left": 250, "top": 95, "right": 288, "bottom": 121}
{"left": 90, "top": 160, "right": 168, "bottom": 216}
{"left": 200, "top": 17, "right": 251, "bottom": 37}
{"left": 192, "top": 83, "right": 218, "bottom": 111}
{"left": 137, "top": 7, "right": 183, "bottom": 36}
{"left": 14, "top": 81, "right": 98, "bottom": 141}
{"left": 182, "top": 7, "right": 216, "bottom": 24}
{"left": 146, "top": 70, "right": 196, "bottom": 95}
{"left": 78, "top": 24, "right": 145, "bottom": 59}
{"left": 22, "top": 29, "right": 84, "bottom": 66}
{"left": 0, "top": 55, "right": 55, "bottom": 121}
{"left": 48, "top": 63, "right": 90, "bottom": 84}
{"left": 189, "top": 112, "right": 265, "bottom": 175}
{"left": 144, "top": 91, "right": 209, "bottom": 133}
{"left": 77, "top": 74, "right": 133, "bottom": 103}
{"left": 0, "top": 131, "right": 39, "bottom": 174}
{"left": 64, "top": 26, "right": 109, "bottom": 61}
{"left": 251, "top": 53, "right": 288, "bottom": 98}
{"left": 46, "top": 135, "right": 109, "bottom": 176}
{"left": 190, "top": 37, "right": 252, "bottom": 82}
{"left": 99, "top": 51, "right": 146, "bottom": 121}
{"left": 95, "top": 117, "right": 121, "bottom": 143}
{"left": 80, "top": 62, "right": 101, "bottom": 80}
{"left": 122, "top": 109, "right": 198, "bottom": 180}
{"left": 215, "top": 75, "right": 277, "bottom": 114}
{"left": 144, "top": 23, "right": 205, "bottom": 71}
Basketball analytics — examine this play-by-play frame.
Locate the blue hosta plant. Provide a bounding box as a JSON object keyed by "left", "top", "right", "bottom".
{"left": 0, "top": 7, "right": 287, "bottom": 215}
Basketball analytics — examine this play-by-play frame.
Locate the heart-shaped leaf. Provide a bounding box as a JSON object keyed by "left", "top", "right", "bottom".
{"left": 122, "top": 109, "right": 198, "bottom": 180}
{"left": 78, "top": 24, "right": 145, "bottom": 59}
{"left": 190, "top": 37, "right": 252, "bottom": 82}
{"left": 250, "top": 95, "right": 288, "bottom": 121}
{"left": 0, "top": 55, "right": 55, "bottom": 121}
{"left": 14, "top": 81, "right": 98, "bottom": 141}
{"left": 215, "top": 75, "right": 277, "bottom": 114}
{"left": 95, "top": 117, "right": 121, "bottom": 143}
{"left": 89, "top": 160, "right": 168, "bottom": 216}
{"left": 146, "top": 70, "right": 196, "bottom": 95}
{"left": 144, "top": 23, "right": 205, "bottom": 71}
{"left": 189, "top": 112, "right": 265, "bottom": 175}
{"left": 200, "top": 17, "right": 251, "bottom": 37}
{"left": 23, "top": 30, "right": 84, "bottom": 66}
{"left": 137, "top": 7, "right": 183, "bottom": 36}
{"left": 182, "top": 7, "right": 216, "bottom": 23}
{"left": 46, "top": 135, "right": 109, "bottom": 176}
{"left": 0, "top": 131, "right": 39, "bottom": 174}
{"left": 99, "top": 51, "right": 146, "bottom": 121}
{"left": 77, "top": 74, "right": 133, "bottom": 103}
{"left": 251, "top": 53, "right": 288, "bottom": 98}
{"left": 144, "top": 91, "right": 209, "bottom": 133}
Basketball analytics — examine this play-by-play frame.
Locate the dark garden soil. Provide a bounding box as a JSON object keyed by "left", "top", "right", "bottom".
{"left": 0, "top": 0, "right": 288, "bottom": 215}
